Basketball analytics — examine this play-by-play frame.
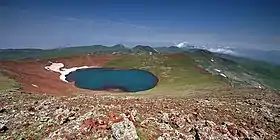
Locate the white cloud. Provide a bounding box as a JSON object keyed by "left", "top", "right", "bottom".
{"left": 208, "top": 48, "right": 235, "bottom": 54}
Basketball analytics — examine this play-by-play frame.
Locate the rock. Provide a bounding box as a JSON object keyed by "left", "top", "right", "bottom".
{"left": 158, "top": 122, "right": 173, "bottom": 132}
{"left": 259, "top": 107, "right": 274, "bottom": 122}
{"left": 55, "top": 109, "right": 76, "bottom": 125}
{"left": 27, "top": 136, "right": 35, "bottom": 140}
{"left": 0, "top": 108, "right": 7, "bottom": 113}
{"left": 161, "top": 113, "right": 169, "bottom": 123}
{"left": 172, "top": 117, "right": 186, "bottom": 128}
{"left": 111, "top": 118, "right": 138, "bottom": 140}
{"left": 40, "top": 116, "right": 50, "bottom": 122}
{"left": 235, "top": 108, "right": 241, "bottom": 113}
{"left": 0, "top": 89, "right": 279, "bottom": 139}
{"left": 0, "top": 122, "right": 8, "bottom": 133}
{"left": 80, "top": 117, "right": 109, "bottom": 136}
{"left": 27, "top": 107, "right": 36, "bottom": 112}
{"left": 226, "top": 122, "right": 238, "bottom": 136}
{"left": 125, "top": 109, "right": 138, "bottom": 126}
{"left": 254, "top": 128, "right": 268, "bottom": 138}
{"left": 238, "top": 128, "right": 249, "bottom": 138}
{"left": 157, "top": 136, "right": 164, "bottom": 140}
{"left": 80, "top": 118, "right": 96, "bottom": 136}
{"left": 220, "top": 124, "right": 228, "bottom": 134}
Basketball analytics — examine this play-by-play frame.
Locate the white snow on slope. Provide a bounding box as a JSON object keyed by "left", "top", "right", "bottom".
{"left": 45, "top": 62, "right": 98, "bottom": 82}
{"left": 175, "top": 41, "right": 188, "bottom": 48}
{"left": 214, "top": 69, "right": 221, "bottom": 73}
{"left": 152, "top": 48, "right": 160, "bottom": 53}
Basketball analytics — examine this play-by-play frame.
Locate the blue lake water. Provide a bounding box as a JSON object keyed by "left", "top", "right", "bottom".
{"left": 65, "top": 68, "right": 158, "bottom": 92}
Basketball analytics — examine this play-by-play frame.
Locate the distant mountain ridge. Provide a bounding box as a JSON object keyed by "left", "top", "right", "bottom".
{"left": 132, "top": 45, "right": 159, "bottom": 53}
{"left": 154, "top": 46, "right": 183, "bottom": 54}
{"left": 1, "top": 44, "right": 279, "bottom": 65}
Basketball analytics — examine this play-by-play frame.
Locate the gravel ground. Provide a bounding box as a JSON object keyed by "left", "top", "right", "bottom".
{"left": 0, "top": 89, "right": 279, "bottom": 140}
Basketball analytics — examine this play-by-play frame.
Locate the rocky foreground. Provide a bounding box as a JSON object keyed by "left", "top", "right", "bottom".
{"left": 0, "top": 89, "right": 279, "bottom": 140}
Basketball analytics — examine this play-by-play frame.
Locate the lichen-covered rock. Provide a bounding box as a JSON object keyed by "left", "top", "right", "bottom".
{"left": 111, "top": 118, "right": 138, "bottom": 140}
{"left": 0, "top": 122, "right": 8, "bottom": 133}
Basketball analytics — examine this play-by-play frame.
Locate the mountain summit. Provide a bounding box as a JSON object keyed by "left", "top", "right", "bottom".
{"left": 175, "top": 41, "right": 188, "bottom": 48}
{"left": 111, "top": 44, "right": 125, "bottom": 48}
{"left": 132, "top": 45, "right": 159, "bottom": 53}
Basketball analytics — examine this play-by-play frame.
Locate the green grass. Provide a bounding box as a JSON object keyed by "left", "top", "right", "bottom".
{"left": 238, "top": 60, "right": 280, "bottom": 90}
{"left": 136, "top": 128, "right": 148, "bottom": 140}
{"left": 0, "top": 70, "right": 19, "bottom": 91}
{"left": 105, "top": 54, "right": 226, "bottom": 95}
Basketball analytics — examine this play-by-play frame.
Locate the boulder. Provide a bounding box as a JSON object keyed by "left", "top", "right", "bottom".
{"left": 111, "top": 118, "right": 138, "bottom": 140}
{"left": 0, "top": 122, "right": 8, "bottom": 133}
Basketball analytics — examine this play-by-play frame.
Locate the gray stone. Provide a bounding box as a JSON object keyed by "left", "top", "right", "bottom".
{"left": 0, "top": 122, "right": 8, "bottom": 133}
{"left": 111, "top": 118, "right": 138, "bottom": 140}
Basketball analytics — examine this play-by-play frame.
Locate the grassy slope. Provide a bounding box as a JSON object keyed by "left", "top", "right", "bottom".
{"left": 104, "top": 54, "right": 227, "bottom": 95}
{"left": 2, "top": 47, "right": 279, "bottom": 91}
{"left": 0, "top": 70, "right": 19, "bottom": 91}
{"left": 238, "top": 60, "right": 280, "bottom": 90}
{"left": 219, "top": 54, "right": 280, "bottom": 90}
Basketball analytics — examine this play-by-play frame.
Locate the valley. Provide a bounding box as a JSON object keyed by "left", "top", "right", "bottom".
{"left": 0, "top": 45, "right": 279, "bottom": 139}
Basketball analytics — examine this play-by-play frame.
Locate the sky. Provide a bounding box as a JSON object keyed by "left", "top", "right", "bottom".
{"left": 1, "top": 0, "right": 280, "bottom": 50}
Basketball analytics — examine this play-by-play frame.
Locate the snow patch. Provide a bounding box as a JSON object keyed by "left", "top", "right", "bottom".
{"left": 176, "top": 41, "right": 188, "bottom": 48}
{"left": 32, "top": 84, "right": 38, "bottom": 88}
{"left": 44, "top": 62, "right": 98, "bottom": 82}
{"left": 220, "top": 73, "right": 227, "bottom": 78}
{"left": 152, "top": 48, "right": 160, "bottom": 53}
{"left": 214, "top": 69, "right": 221, "bottom": 73}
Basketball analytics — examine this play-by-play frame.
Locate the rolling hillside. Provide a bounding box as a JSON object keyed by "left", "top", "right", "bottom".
{"left": 1, "top": 44, "right": 280, "bottom": 91}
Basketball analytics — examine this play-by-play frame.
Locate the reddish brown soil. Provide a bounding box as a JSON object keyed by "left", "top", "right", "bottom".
{"left": 0, "top": 55, "right": 118, "bottom": 95}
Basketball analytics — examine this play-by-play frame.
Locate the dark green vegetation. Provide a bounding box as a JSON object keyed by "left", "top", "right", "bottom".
{"left": 183, "top": 50, "right": 280, "bottom": 90}
{"left": 155, "top": 46, "right": 184, "bottom": 54}
{"left": 132, "top": 45, "right": 159, "bottom": 54}
{"left": 1, "top": 44, "right": 280, "bottom": 91}
{"left": 220, "top": 55, "right": 280, "bottom": 90}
